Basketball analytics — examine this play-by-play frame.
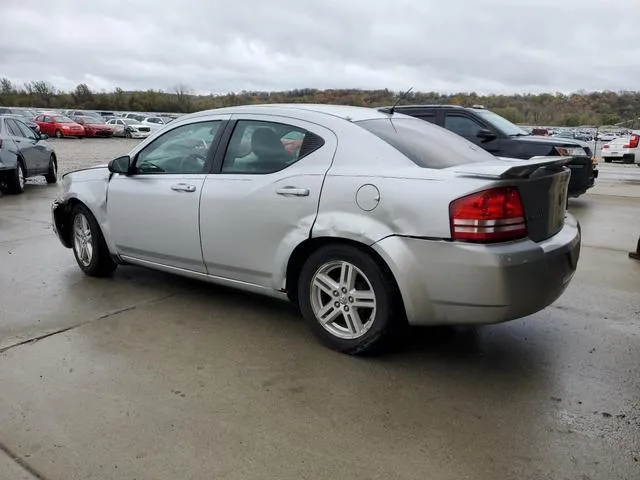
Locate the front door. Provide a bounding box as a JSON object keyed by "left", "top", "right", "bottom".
{"left": 199, "top": 116, "right": 337, "bottom": 288}
{"left": 14, "top": 119, "right": 49, "bottom": 171}
{"left": 4, "top": 118, "right": 41, "bottom": 174}
{"left": 106, "top": 118, "right": 227, "bottom": 272}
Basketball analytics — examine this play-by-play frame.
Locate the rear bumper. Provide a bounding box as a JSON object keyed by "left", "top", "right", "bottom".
{"left": 62, "top": 129, "right": 85, "bottom": 137}
{"left": 373, "top": 214, "right": 581, "bottom": 326}
{"left": 602, "top": 152, "right": 636, "bottom": 163}
{"left": 129, "top": 131, "right": 151, "bottom": 138}
{"left": 567, "top": 156, "right": 596, "bottom": 197}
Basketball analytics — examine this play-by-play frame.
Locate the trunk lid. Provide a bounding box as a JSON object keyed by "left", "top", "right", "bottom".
{"left": 607, "top": 136, "right": 628, "bottom": 147}
{"left": 453, "top": 157, "right": 571, "bottom": 242}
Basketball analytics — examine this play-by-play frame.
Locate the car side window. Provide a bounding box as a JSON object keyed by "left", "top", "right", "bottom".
{"left": 15, "top": 120, "right": 36, "bottom": 140}
{"left": 43, "top": 116, "right": 52, "bottom": 123}
{"left": 221, "top": 120, "right": 324, "bottom": 174}
{"left": 444, "top": 115, "right": 484, "bottom": 138}
{"left": 5, "top": 119, "right": 24, "bottom": 137}
{"left": 134, "top": 121, "right": 221, "bottom": 174}
{"left": 417, "top": 114, "right": 437, "bottom": 124}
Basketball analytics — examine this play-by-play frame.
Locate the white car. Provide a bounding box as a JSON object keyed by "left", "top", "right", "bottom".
{"left": 106, "top": 118, "right": 152, "bottom": 139}
{"left": 139, "top": 116, "right": 166, "bottom": 131}
{"left": 51, "top": 104, "right": 580, "bottom": 354}
{"left": 601, "top": 131, "right": 640, "bottom": 164}
{"left": 597, "top": 132, "right": 616, "bottom": 142}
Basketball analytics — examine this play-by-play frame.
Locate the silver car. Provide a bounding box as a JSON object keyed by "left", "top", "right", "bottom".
{"left": 52, "top": 105, "right": 580, "bottom": 354}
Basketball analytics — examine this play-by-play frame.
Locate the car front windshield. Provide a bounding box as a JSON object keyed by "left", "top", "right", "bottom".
{"left": 473, "top": 109, "right": 529, "bottom": 136}
{"left": 123, "top": 119, "right": 139, "bottom": 125}
{"left": 55, "top": 116, "right": 75, "bottom": 123}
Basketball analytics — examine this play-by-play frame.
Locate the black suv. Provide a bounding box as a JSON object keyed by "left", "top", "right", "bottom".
{"left": 391, "top": 105, "right": 597, "bottom": 197}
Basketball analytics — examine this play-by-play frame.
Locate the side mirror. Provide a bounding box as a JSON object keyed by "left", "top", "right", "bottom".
{"left": 477, "top": 128, "right": 497, "bottom": 141}
{"left": 39, "top": 133, "right": 49, "bottom": 140}
{"left": 108, "top": 155, "right": 132, "bottom": 175}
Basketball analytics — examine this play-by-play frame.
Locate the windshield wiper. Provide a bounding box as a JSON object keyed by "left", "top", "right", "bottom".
{"left": 509, "top": 133, "right": 529, "bottom": 137}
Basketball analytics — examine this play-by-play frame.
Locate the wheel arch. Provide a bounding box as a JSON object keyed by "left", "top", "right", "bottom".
{"left": 54, "top": 197, "right": 109, "bottom": 251}
{"left": 53, "top": 197, "right": 87, "bottom": 248}
{"left": 285, "top": 236, "right": 405, "bottom": 316}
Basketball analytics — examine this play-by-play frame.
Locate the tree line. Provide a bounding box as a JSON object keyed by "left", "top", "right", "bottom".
{"left": 2, "top": 78, "right": 640, "bottom": 127}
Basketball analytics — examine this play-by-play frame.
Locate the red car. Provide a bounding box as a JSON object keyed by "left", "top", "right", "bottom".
{"left": 71, "top": 116, "right": 113, "bottom": 137}
{"left": 34, "top": 115, "right": 85, "bottom": 138}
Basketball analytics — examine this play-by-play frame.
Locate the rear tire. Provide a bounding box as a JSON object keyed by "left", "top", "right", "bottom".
{"left": 7, "top": 160, "right": 26, "bottom": 194}
{"left": 45, "top": 155, "right": 57, "bottom": 184}
{"left": 298, "top": 244, "right": 402, "bottom": 355}
{"left": 71, "top": 204, "right": 117, "bottom": 277}
{"left": 55, "top": 129, "right": 63, "bottom": 138}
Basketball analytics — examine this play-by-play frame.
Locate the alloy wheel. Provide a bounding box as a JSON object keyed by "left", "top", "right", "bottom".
{"left": 310, "top": 260, "right": 377, "bottom": 340}
{"left": 73, "top": 213, "right": 93, "bottom": 267}
{"left": 17, "top": 165, "right": 25, "bottom": 190}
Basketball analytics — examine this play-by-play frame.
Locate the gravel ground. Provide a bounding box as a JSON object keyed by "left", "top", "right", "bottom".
{"left": 49, "top": 137, "right": 143, "bottom": 175}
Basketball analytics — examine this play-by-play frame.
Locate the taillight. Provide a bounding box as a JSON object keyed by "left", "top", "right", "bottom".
{"left": 602, "top": 144, "right": 609, "bottom": 149}
{"left": 624, "top": 134, "right": 639, "bottom": 149}
{"left": 450, "top": 187, "right": 527, "bottom": 243}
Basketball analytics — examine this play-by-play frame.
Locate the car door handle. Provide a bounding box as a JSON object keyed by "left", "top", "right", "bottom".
{"left": 171, "top": 183, "right": 196, "bottom": 193}
{"left": 276, "top": 186, "right": 310, "bottom": 197}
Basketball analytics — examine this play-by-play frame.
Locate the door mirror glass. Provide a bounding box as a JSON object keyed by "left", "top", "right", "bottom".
{"left": 108, "top": 155, "right": 132, "bottom": 174}
{"left": 477, "top": 128, "right": 497, "bottom": 141}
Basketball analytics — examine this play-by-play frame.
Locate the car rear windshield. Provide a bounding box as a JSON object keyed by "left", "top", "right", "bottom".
{"left": 356, "top": 118, "right": 495, "bottom": 169}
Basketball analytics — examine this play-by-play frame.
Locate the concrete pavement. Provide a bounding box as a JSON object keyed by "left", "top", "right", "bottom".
{"left": 0, "top": 144, "right": 638, "bottom": 480}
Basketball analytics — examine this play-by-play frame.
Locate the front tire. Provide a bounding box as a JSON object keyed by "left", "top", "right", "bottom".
{"left": 8, "top": 160, "right": 26, "bottom": 194}
{"left": 603, "top": 158, "right": 612, "bottom": 163}
{"left": 298, "top": 244, "right": 401, "bottom": 355}
{"left": 45, "top": 155, "right": 57, "bottom": 184}
{"left": 55, "top": 129, "right": 63, "bottom": 138}
{"left": 71, "top": 204, "right": 117, "bottom": 277}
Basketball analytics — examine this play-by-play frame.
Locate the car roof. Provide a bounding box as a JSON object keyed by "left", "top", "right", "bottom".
{"left": 188, "top": 104, "right": 396, "bottom": 122}
{"left": 389, "top": 104, "right": 469, "bottom": 111}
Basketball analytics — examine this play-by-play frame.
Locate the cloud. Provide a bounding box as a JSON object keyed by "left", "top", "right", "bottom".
{"left": 1, "top": 0, "right": 639, "bottom": 94}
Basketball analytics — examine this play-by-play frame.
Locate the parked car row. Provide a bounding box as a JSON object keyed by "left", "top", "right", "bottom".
{"left": 0, "top": 106, "right": 184, "bottom": 140}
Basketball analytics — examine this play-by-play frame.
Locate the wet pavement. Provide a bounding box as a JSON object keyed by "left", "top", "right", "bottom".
{"left": 0, "top": 139, "right": 639, "bottom": 480}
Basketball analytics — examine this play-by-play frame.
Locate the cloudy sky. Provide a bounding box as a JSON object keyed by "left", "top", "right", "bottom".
{"left": 1, "top": 0, "right": 639, "bottom": 95}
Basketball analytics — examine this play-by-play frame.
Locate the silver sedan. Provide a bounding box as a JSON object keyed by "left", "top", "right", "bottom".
{"left": 52, "top": 104, "right": 580, "bottom": 354}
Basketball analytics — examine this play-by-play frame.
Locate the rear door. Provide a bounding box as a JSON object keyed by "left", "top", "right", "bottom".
{"left": 199, "top": 115, "right": 337, "bottom": 288}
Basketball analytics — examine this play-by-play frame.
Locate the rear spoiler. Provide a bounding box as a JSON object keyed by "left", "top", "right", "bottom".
{"left": 453, "top": 156, "right": 571, "bottom": 179}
